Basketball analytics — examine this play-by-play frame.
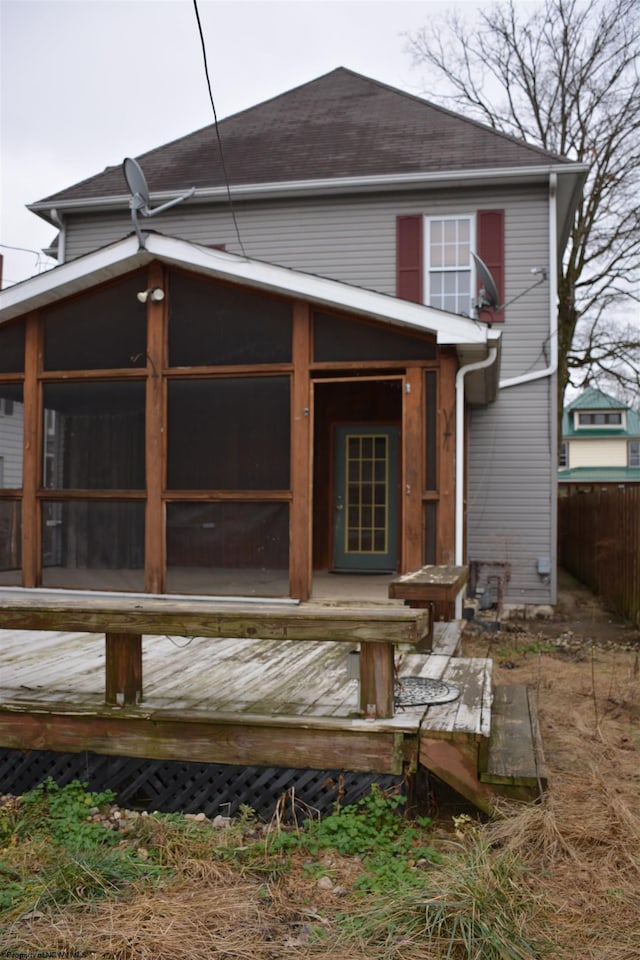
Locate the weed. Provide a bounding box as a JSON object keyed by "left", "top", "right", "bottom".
{"left": 263, "top": 784, "right": 440, "bottom": 894}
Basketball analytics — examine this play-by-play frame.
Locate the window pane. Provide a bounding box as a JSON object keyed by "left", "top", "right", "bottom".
{"left": 42, "top": 382, "right": 145, "bottom": 490}
{"left": 0, "top": 385, "right": 23, "bottom": 488}
{"left": 167, "top": 378, "right": 290, "bottom": 490}
{"left": 168, "top": 271, "right": 292, "bottom": 366}
{"left": 41, "top": 500, "right": 144, "bottom": 590}
{"left": 0, "top": 500, "right": 21, "bottom": 584}
{"left": 0, "top": 320, "right": 25, "bottom": 373}
{"left": 44, "top": 272, "right": 147, "bottom": 371}
{"left": 166, "top": 501, "right": 289, "bottom": 596}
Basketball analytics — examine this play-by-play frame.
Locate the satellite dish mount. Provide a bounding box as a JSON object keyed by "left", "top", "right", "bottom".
{"left": 123, "top": 157, "right": 195, "bottom": 248}
{"left": 471, "top": 251, "right": 548, "bottom": 321}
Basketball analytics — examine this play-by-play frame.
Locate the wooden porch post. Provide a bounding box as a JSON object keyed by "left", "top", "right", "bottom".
{"left": 22, "top": 312, "right": 41, "bottom": 587}
{"left": 144, "top": 262, "right": 166, "bottom": 594}
{"left": 105, "top": 633, "right": 143, "bottom": 705}
{"left": 359, "top": 641, "right": 395, "bottom": 719}
{"left": 437, "top": 351, "right": 457, "bottom": 566}
{"left": 290, "top": 301, "right": 312, "bottom": 599}
{"left": 402, "top": 366, "right": 423, "bottom": 573}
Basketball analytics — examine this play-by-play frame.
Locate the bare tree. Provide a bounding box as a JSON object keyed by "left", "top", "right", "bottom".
{"left": 407, "top": 0, "right": 640, "bottom": 405}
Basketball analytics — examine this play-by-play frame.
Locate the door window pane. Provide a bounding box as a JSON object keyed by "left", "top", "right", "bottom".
{"left": 42, "top": 382, "right": 145, "bottom": 489}
{"left": 41, "top": 500, "right": 144, "bottom": 591}
{"left": 167, "top": 378, "right": 290, "bottom": 490}
{"left": 166, "top": 501, "right": 289, "bottom": 596}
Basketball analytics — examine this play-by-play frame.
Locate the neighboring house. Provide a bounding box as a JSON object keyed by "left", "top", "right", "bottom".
{"left": 558, "top": 386, "right": 640, "bottom": 494}
{"left": 0, "top": 67, "right": 587, "bottom": 608}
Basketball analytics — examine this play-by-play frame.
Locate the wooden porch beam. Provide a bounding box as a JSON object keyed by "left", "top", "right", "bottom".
{"left": 290, "top": 301, "right": 312, "bottom": 599}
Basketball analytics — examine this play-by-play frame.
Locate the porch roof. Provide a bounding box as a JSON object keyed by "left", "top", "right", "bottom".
{"left": 0, "top": 231, "right": 501, "bottom": 363}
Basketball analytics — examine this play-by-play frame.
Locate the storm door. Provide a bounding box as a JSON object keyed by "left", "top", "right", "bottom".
{"left": 333, "top": 425, "right": 399, "bottom": 572}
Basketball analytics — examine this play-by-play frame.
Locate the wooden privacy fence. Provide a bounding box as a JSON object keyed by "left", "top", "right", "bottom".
{"left": 558, "top": 486, "right": 640, "bottom": 626}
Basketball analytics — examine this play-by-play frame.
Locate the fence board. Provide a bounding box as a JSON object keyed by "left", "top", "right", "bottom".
{"left": 558, "top": 487, "right": 640, "bottom": 626}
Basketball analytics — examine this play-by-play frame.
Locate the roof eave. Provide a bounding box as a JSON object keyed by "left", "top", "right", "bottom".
{"left": 29, "top": 163, "right": 589, "bottom": 225}
{"left": 0, "top": 233, "right": 496, "bottom": 352}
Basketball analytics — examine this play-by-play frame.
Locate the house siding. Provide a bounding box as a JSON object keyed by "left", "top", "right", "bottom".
{"left": 61, "top": 181, "right": 552, "bottom": 604}
{"left": 468, "top": 378, "right": 556, "bottom": 605}
{"left": 569, "top": 438, "right": 629, "bottom": 468}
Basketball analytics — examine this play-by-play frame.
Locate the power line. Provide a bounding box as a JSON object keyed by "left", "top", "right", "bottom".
{"left": 191, "top": 0, "right": 247, "bottom": 258}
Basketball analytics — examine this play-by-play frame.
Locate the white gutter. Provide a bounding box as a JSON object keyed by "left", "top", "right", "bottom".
{"left": 499, "top": 172, "right": 559, "bottom": 390}
{"left": 28, "top": 163, "right": 588, "bottom": 220}
{"left": 454, "top": 346, "right": 499, "bottom": 615}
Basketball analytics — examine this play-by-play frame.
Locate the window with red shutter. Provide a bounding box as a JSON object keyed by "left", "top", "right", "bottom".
{"left": 396, "top": 210, "right": 505, "bottom": 320}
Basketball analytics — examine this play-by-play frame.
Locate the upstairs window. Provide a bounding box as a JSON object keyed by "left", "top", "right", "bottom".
{"left": 576, "top": 411, "right": 623, "bottom": 427}
{"left": 629, "top": 441, "right": 640, "bottom": 467}
{"left": 426, "top": 216, "right": 474, "bottom": 316}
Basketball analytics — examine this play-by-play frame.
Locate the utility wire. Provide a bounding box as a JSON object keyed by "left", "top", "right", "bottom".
{"left": 192, "top": 0, "right": 247, "bottom": 258}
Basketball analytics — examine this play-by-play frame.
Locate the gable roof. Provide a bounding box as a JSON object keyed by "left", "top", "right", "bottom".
{"left": 567, "top": 386, "right": 627, "bottom": 411}
{"left": 0, "top": 230, "right": 500, "bottom": 373}
{"left": 32, "top": 67, "right": 583, "bottom": 211}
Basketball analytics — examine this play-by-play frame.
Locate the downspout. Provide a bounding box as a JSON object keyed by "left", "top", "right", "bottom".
{"left": 50, "top": 209, "right": 66, "bottom": 265}
{"left": 499, "top": 172, "right": 558, "bottom": 390}
{"left": 454, "top": 345, "right": 499, "bottom": 616}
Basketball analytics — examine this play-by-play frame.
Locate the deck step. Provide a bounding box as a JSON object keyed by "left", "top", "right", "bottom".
{"left": 480, "top": 684, "right": 548, "bottom": 799}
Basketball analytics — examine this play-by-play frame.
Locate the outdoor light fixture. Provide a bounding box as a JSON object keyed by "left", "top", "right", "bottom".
{"left": 136, "top": 287, "right": 165, "bottom": 304}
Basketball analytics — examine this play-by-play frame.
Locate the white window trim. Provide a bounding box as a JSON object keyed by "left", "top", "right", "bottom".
{"left": 574, "top": 410, "right": 626, "bottom": 429}
{"left": 629, "top": 440, "right": 640, "bottom": 467}
{"left": 424, "top": 213, "right": 476, "bottom": 317}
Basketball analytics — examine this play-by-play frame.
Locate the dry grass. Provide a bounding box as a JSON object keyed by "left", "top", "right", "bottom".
{"left": 3, "top": 583, "right": 639, "bottom": 959}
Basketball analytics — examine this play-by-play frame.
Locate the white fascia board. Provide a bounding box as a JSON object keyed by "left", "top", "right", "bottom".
{"left": 0, "top": 232, "right": 492, "bottom": 348}
{"left": 28, "top": 163, "right": 589, "bottom": 221}
{"left": 0, "top": 236, "right": 149, "bottom": 321}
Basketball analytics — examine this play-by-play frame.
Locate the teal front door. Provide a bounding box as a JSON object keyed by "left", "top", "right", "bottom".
{"left": 332, "top": 425, "right": 399, "bottom": 573}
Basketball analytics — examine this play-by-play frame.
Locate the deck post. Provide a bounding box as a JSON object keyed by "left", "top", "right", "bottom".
{"left": 359, "top": 641, "right": 395, "bottom": 718}
{"left": 105, "top": 633, "right": 143, "bottom": 706}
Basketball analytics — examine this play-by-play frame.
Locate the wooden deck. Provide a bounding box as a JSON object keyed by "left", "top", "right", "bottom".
{"left": 0, "top": 618, "right": 543, "bottom": 813}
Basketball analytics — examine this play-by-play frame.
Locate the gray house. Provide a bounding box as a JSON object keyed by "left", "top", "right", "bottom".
{"left": 0, "top": 68, "right": 587, "bottom": 610}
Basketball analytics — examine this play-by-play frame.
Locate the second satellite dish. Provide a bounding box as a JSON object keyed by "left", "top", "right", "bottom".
{"left": 123, "top": 158, "right": 196, "bottom": 246}
{"left": 471, "top": 251, "right": 501, "bottom": 314}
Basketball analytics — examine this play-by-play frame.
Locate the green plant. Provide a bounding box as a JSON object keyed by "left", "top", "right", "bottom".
{"left": 0, "top": 780, "right": 165, "bottom": 924}
{"left": 264, "top": 784, "right": 440, "bottom": 894}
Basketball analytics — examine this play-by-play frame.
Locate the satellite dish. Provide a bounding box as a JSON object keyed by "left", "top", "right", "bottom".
{"left": 123, "top": 157, "right": 151, "bottom": 210}
{"left": 122, "top": 158, "right": 196, "bottom": 247}
{"left": 471, "top": 251, "right": 501, "bottom": 315}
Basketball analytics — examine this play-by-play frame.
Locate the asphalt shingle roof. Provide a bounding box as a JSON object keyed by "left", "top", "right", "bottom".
{"left": 38, "top": 67, "right": 572, "bottom": 205}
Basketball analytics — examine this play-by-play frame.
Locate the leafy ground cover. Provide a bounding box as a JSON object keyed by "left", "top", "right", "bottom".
{"left": 1, "top": 572, "right": 638, "bottom": 959}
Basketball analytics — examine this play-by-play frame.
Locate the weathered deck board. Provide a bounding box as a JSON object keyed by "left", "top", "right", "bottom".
{"left": 0, "top": 591, "right": 429, "bottom": 645}
{"left": 481, "top": 684, "right": 548, "bottom": 789}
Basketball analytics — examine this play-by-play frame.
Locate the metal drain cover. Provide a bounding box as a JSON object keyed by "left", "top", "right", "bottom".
{"left": 394, "top": 676, "right": 460, "bottom": 707}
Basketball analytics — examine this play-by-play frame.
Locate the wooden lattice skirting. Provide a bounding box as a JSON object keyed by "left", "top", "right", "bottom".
{"left": 0, "top": 749, "right": 402, "bottom": 820}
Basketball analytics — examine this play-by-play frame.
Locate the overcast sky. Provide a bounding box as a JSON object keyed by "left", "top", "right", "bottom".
{"left": 0, "top": 0, "right": 489, "bottom": 287}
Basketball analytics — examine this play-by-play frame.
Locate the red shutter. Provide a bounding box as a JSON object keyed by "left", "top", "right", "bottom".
{"left": 476, "top": 209, "right": 505, "bottom": 321}
{"left": 396, "top": 215, "right": 423, "bottom": 303}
